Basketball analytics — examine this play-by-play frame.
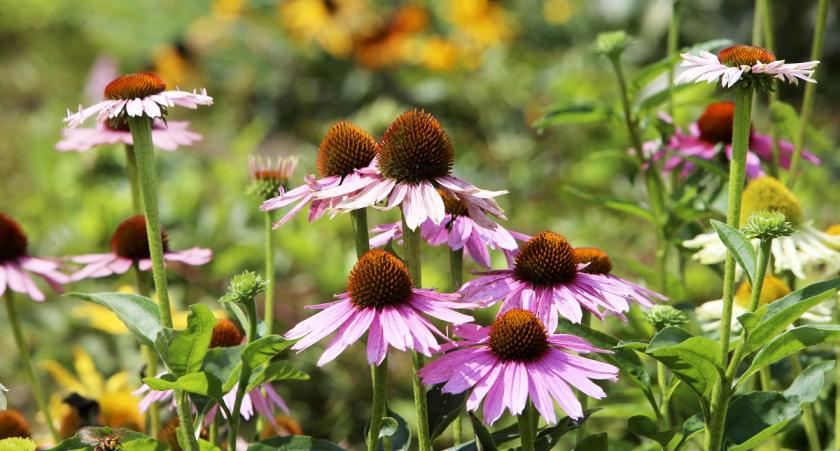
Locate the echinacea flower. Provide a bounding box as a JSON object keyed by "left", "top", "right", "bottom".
{"left": 69, "top": 215, "right": 212, "bottom": 281}
{"left": 64, "top": 72, "right": 212, "bottom": 130}
{"left": 0, "top": 213, "right": 69, "bottom": 302}
{"left": 695, "top": 276, "right": 789, "bottom": 334}
{"left": 684, "top": 176, "right": 840, "bottom": 279}
{"left": 653, "top": 102, "right": 820, "bottom": 178}
{"left": 248, "top": 155, "right": 299, "bottom": 201}
{"left": 318, "top": 110, "right": 507, "bottom": 230}
{"left": 461, "top": 232, "right": 665, "bottom": 330}
{"left": 56, "top": 118, "right": 202, "bottom": 152}
{"left": 573, "top": 247, "right": 666, "bottom": 309}
{"left": 369, "top": 189, "right": 528, "bottom": 268}
{"left": 419, "top": 308, "right": 618, "bottom": 424}
{"left": 136, "top": 320, "right": 290, "bottom": 423}
{"left": 676, "top": 44, "right": 818, "bottom": 88}
{"left": 285, "top": 249, "right": 476, "bottom": 366}
{"left": 260, "top": 121, "right": 377, "bottom": 228}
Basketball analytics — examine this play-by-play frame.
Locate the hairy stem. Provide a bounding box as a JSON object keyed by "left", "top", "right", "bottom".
{"left": 576, "top": 311, "right": 592, "bottom": 443}
{"left": 667, "top": 0, "right": 681, "bottom": 118}
{"left": 448, "top": 248, "right": 464, "bottom": 444}
{"left": 367, "top": 360, "right": 389, "bottom": 451}
{"left": 351, "top": 209, "right": 371, "bottom": 259}
{"left": 4, "top": 292, "right": 60, "bottom": 441}
{"left": 264, "top": 211, "right": 276, "bottom": 334}
{"left": 125, "top": 145, "right": 142, "bottom": 213}
{"left": 518, "top": 402, "right": 536, "bottom": 451}
{"left": 725, "top": 239, "right": 771, "bottom": 380}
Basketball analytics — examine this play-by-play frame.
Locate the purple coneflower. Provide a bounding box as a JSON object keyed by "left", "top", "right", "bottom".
{"left": 676, "top": 44, "right": 818, "bottom": 88}
{"left": 0, "top": 213, "right": 69, "bottom": 301}
{"left": 315, "top": 110, "right": 507, "bottom": 230}
{"left": 56, "top": 118, "right": 201, "bottom": 152}
{"left": 370, "top": 190, "right": 528, "bottom": 267}
{"left": 70, "top": 215, "right": 211, "bottom": 281}
{"left": 64, "top": 72, "right": 212, "bottom": 129}
{"left": 419, "top": 308, "right": 618, "bottom": 424}
{"left": 285, "top": 249, "right": 475, "bottom": 366}
{"left": 260, "top": 121, "right": 377, "bottom": 228}
{"left": 461, "top": 232, "right": 664, "bottom": 330}
{"left": 652, "top": 102, "right": 819, "bottom": 178}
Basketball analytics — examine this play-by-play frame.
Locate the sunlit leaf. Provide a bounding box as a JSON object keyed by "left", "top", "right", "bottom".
{"left": 738, "top": 326, "right": 840, "bottom": 384}
{"left": 156, "top": 304, "right": 216, "bottom": 377}
{"left": 67, "top": 292, "right": 162, "bottom": 347}
{"left": 710, "top": 220, "right": 756, "bottom": 284}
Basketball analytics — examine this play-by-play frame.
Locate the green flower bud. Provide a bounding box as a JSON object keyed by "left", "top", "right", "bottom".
{"left": 594, "top": 31, "right": 632, "bottom": 58}
{"left": 221, "top": 271, "right": 267, "bottom": 304}
{"left": 742, "top": 210, "right": 795, "bottom": 241}
{"left": 644, "top": 305, "right": 688, "bottom": 330}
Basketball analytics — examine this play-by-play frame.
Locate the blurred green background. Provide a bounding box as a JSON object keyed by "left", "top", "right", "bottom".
{"left": 1, "top": 0, "right": 838, "bottom": 448}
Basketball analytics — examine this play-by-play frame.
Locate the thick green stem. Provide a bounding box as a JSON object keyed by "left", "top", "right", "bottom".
{"left": 125, "top": 145, "right": 143, "bottom": 213}
{"left": 4, "top": 292, "right": 60, "bottom": 441}
{"left": 134, "top": 267, "right": 160, "bottom": 437}
{"left": 401, "top": 213, "right": 431, "bottom": 451}
{"left": 705, "top": 86, "right": 754, "bottom": 451}
{"left": 666, "top": 0, "right": 681, "bottom": 118}
{"left": 657, "top": 362, "right": 670, "bottom": 428}
{"left": 448, "top": 248, "right": 464, "bottom": 445}
{"left": 787, "top": 0, "right": 828, "bottom": 188}
{"left": 367, "top": 360, "right": 389, "bottom": 451}
{"left": 725, "top": 240, "right": 771, "bottom": 379}
{"left": 517, "top": 403, "right": 536, "bottom": 451}
{"left": 351, "top": 209, "right": 371, "bottom": 259}
{"left": 229, "top": 299, "right": 258, "bottom": 450}
{"left": 575, "top": 311, "right": 592, "bottom": 443}
{"left": 128, "top": 116, "right": 197, "bottom": 451}
{"left": 264, "top": 211, "right": 276, "bottom": 334}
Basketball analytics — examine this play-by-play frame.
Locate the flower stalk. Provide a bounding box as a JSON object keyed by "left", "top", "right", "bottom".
{"left": 227, "top": 279, "right": 261, "bottom": 450}
{"left": 264, "top": 211, "right": 276, "bottom": 333}
{"left": 448, "top": 248, "right": 464, "bottom": 445}
{"left": 366, "top": 360, "right": 389, "bottom": 451}
{"left": 401, "top": 213, "right": 432, "bottom": 451}
{"left": 787, "top": 0, "right": 829, "bottom": 188}
{"left": 4, "top": 291, "right": 60, "bottom": 441}
{"left": 705, "top": 85, "right": 754, "bottom": 451}
{"left": 128, "top": 115, "right": 198, "bottom": 451}
{"left": 667, "top": 0, "right": 681, "bottom": 118}
{"left": 576, "top": 311, "right": 592, "bottom": 443}
{"left": 517, "top": 402, "right": 537, "bottom": 451}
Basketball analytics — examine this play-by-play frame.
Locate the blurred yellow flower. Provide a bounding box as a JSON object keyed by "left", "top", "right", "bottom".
{"left": 152, "top": 43, "right": 199, "bottom": 90}
{"left": 418, "top": 36, "right": 459, "bottom": 72}
{"left": 42, "top": 347, "right": 144, "bottom": 435}
{"left": 213, "top": 0, "right": 245, "bottom": 21}
{"left": 354, "top": 5, "right": 428, "bottom": 69}
{"left": 449, "top": 0, "right": 513, "bottom": 48}
{"left": 281, "top": 0, "right": 373, "bottom": 57}
{"left": 543, "top": 0, "right": 574, "bottom": 25}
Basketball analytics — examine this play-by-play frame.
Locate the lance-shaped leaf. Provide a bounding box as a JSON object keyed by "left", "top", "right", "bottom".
{"left": 738, "top": 326, "right": 840, "bottom": 384}
{"left": 67, "top": 292, "right": 162, "bottom": 347}
{"left": 246, "top": 361, "right": 309, "bottom": 392}
{"left": 157, "top": 304, "right": 216, "bottom": 376}
{"left": 143, "top": 372, "right": 224, "bottom": 402}
{"left": 710, "top": 220, "right": 756, "bottom": 284}
{"left": 242, "top": 335, "right": 295, "bottom": 372}
{"left": 645, "top": 327, "right": 723, "bottom": 402}
{"left": 427, "top": 385, "right": 467, "bottom": 440}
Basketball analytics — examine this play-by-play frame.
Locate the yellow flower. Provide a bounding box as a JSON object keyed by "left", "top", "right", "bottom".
{"left": 281, "top": 0, "right": 373, "bottom": 57}
{"left": 0, "top": 438, "right": 36, "bottom": 451}
{"left": 449, "top": 0, "right": 514, "bottom": 48}
{"left": 353, "top": 5, "right": 428, "bottom": 69}
{"left": 213, "top": 0, "right": 245, "bottom": 21}
{"left": 418, "top": 36, "right": 460, "bottom": 72}
{"left": 152, "top": 43, "right": 199, "bottom": 89}
{"left": 42, "top": 347, "right": 144, "bottom": 435}
{"left": 543, "top": 0, "right": 574, "bottom": 25}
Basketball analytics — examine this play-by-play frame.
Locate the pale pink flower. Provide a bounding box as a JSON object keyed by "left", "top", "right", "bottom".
{"left": 70, "top": 215, "right": 211, "bottom": 281}
{"left": 64, "top": 72, "right": 212, "bottom": 130}
{"left": 0, "top": 213, "right": 69, "bottom": 302}
{"left": 316, "top": 110, "right": 507, "bottom": 230}
{"left": 676, "top": 44, "right": 818, "bottom": 88}
{"left": 419, "top": 309, "right": 618, "bottom": 424}
{"left": 285, "top": 250, "right": 476, "bottom": 366}
{"left": 56, "top": 119, "right": 202, "bottom": 152}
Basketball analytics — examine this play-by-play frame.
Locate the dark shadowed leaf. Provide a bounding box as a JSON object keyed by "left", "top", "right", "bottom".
{"left": 427, "top": 384, "right": 468, "bottom": 440}
{"left": 575, "top": 433, "right": 608, "bottom": 451}
{"left": 533, "top": 104, "right": 613, "bottom": 130}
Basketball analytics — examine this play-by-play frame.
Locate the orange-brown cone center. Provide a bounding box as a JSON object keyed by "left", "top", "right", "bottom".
{"left": 513, "top": 232, "right": 577, "bottom": 286}
{"left": 573, "top": 247, "right": 613, "bottom": 275}
{"left": 317, "top": 121, "right": 378, "bottom": 178}
{"left": 210, "top": 319, "right": 243, "bottom": 348}
{"left": 377, "top": 110, "right": 454, "bottom": 184}
{"left": 489, "top": 309, "right": 550, "bottom": 362}
{"left": 717, "top": 45, "right": 776, "bottom": 67}
{"left": 104, "top": 73, "right": 166, "bottom": 100}
{"left": 0, "top": 410, "right": 32, "bottom": 439}
{"left": 697, "top": 101, "right": 740, "bottom": 144}
{"left": 348, "top": 249, "right": 414, "bottom": 308}
{"left": 0, "top": 213, "right": 28, "bottom": 263}
{"left": 110, "top": 215, "right": 169, "bottom": 261}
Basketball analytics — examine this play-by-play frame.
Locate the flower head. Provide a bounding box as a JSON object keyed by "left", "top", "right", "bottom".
{"left": 56, "top": 118, "right": 202, "bottom": 152}
{"left": 644, "top": 305, "right": 689, "bottom": 330}
{"left": 285, "top": 249, "right": 475, "bottom": 365}
{"left": 316, "top": 110, "right": 508, "bottom": 230}
{"left": 594, "top": 31, "right": 632, "bottom": 58}
{"left": 210, "top": 318, "right": 243, "bottom": 348}
{"left": 740, "top": 176, "right": 803, "bottom": 226}
{"left": 676, "top": 44, "right": 818, "bottom": 89}
{"left": 0, "top": 213, "right": 69, "bottom": 301}
{"left": 248, "top": 156, "right": 299, "bottom": 201}
{"left": 0, "top": 437, "right": 36, "bottom": 451}
{"left": 220, "top": 271, "right": 267, "bottom": 304}
{"left": 652, "top": 102, "right": 820, "bottom": 179}
{"left": 70, "top": 215, "right": 211, "bottom": 281}
{"left": 260, "top": 121, "right": 377, "bottom": 228}
{"left": 0, "top": 410, "right": 31, "bottom": 439}
{"left": 64, "top": 72, "right": 212, "bottom": 130}
{"left": 461, "top": 232, "right": 666, "bottom": 330}
{"left": 419, "top": 309, "right": 618, "bottom": 424}
{"left": 742, "top": 211, "right": 795, "bottom": 241}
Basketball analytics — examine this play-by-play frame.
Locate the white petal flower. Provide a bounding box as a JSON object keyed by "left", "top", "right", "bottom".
{"left": 676, "top": 44, "right": 818, "bottom": 88}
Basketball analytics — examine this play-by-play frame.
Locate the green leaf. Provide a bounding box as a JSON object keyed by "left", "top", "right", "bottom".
{"left": 738, "top": 326, "right": 840, "bottom": 384}
{"left": 558, "top": 319, "right": 656, "bottom": 413}
{"left": 242, "top": 335, "right": 295, "bottom": 372}
{"left": 123, "top": 438, "right": 169, "bottom": 451}
{"left": 709, "top": 220, "right": 756, "bottom": 284}
{"left": 449, "top": 411, "right": 593, "bottom": 451}
{"left": 197, "top": 439, "right": 222, "bottom": 451}
{"left": 157, "top": 304, "right": 216, "bottom": 376}
{"left": 564, "top": 186, "right": 655, "bottom": 222}
{"left": 575, "top": 433, "right": 608, "bottom": 451}
{"left": 67, "top": 292, "right": 162, "bottom": 347}
{"left": 724, "top": 392, "right": 801, "bottom": 450}
{"left": 142, "top": 374, "right": 178, "bottom": 391}
{"left": 143, "top": 373, "right": 224, "bottom": 401}
{"left": 739, "top": 278, "right": 840, "bottom": 351}
{"left": 468, "top": 412, "right": 498, "bottom": 451}
{"left": 246, "top": 361, "right": 309, "bottom": 392}
{"left": 645, "top": 327, "right": 723, "bottom": 401}
{"left": 427, "top": 384, "right": 468, "bottom": 440}
{"left": 364, "top": 409, "right": 411, "bottom": 451}
{"left": 628, "top": 415, "right": 676, "bottom": 448}
{"left": 533, "top": 104, "right": 612, "bottom": 130}
{"left": 202, "top": 346, "right": 245, "bottom": 393}
{"left": 784, "top": 360, "right": 835, "bottom": 403}
{"left": 46, "top": 428, "right": 153, "bottom": 451}
{"left": 247, "top": 435, "right": 345, "bottom": 451}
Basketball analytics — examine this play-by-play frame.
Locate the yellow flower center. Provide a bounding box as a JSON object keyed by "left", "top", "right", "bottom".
{"left": 740, "top": 176, "right": 803, "bottom": 226}
{"left": 573, "top": 247, "right": 613, "bottom": 275}
{"left": 104, "top": 73, "right": 166, "bottom": 100}
{"left": 488, "top": 309, "right": 550, "bottom": 362}
{"left": 514, "top": 232, "right": 577, "bottom": 286}
{"left": 377, "top": 110, "right": 454, "bottom": 184}
{"left": 825, "top": 224, "right": 840, "bottom": 236}
{"left": 348, "top": 250, "right": 414, "bottom": 308}
{"left": 317, "top": 121, "right": 377, "bottom": 178}
{"left": 717, "top": 45, "right": 776, "bottom": 67}
{"left": 734, "top": 276, "right": 791, "bottom": 309}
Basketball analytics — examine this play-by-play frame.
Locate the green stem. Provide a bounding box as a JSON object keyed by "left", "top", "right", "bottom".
{"left": 835, "top": 295, "right": 840, "bottom": 451}
{"left": 125, "top": 145, "right": 142, "bottom": 214}
{"left": 759, "top": 0, "right": 783, "bottom": 178}
{"left": 4, "top": 291, "right": 60, "bottom": 441}
{"left": 229, "top": 299, "right": 258, "bottom": 450}
{"left": 517, "top": 403, "right": 536, "bottom": 451}
{"left": 402, "top": 213, "right": 431, "bottom": 451}
{"left": 725, "top": 240, "right": 771, "bottom": 380}
{"left": 448, "top": 248, "right": 464, "bottom": 445}
{"left": 367, "top": 360, "right": 389, "bottom": 451}
{"left": 705, "top": 86, "right": 754, "bottom": 451}
{"left": 209, "top": 414, "right": 219, "bottom": 445}
{"left": 351, "top": 209, "right": 371, "bottom": 259}
{"left": 576, "top": 311, "right": 592, "bottom": 444}
{"left": 788, "top": 356, "right": 821, "bottom": 451}
{"left": 264, "top": 211, "right": 276, "bottom": 334}
{"left": 751, "top": 0, "right": 764, "bottom": 45}
{"left": 667, "top": 0, "right": 681, "bottom": 118}
{"left": 787, "top": 0, "right": 828, "bottom": 189}
{"left": 128, "top": 116, "right": 198, "bottom": 451}
{"left": 657, "top": 361, "right": 670, "bottom": 428}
